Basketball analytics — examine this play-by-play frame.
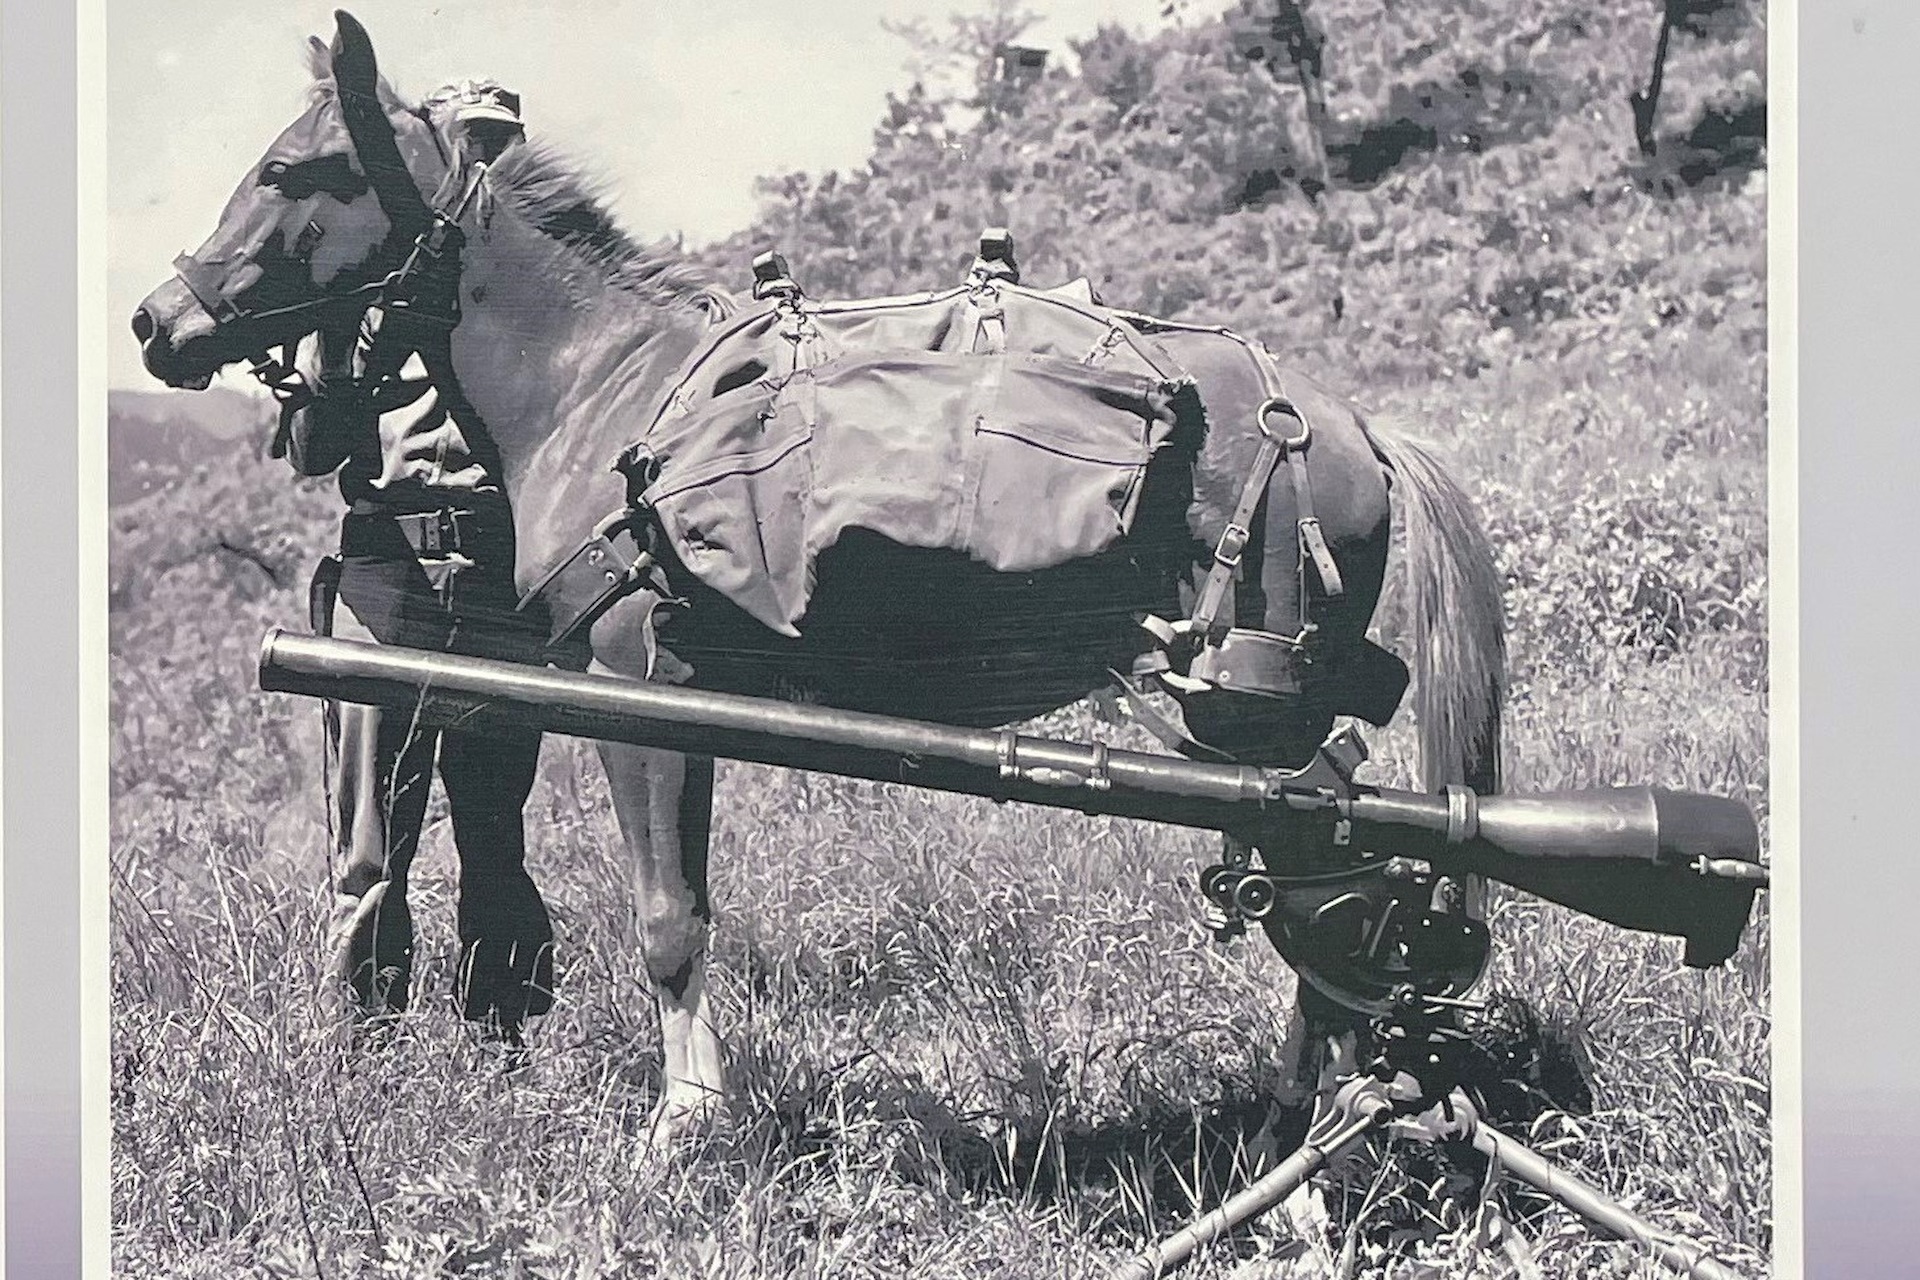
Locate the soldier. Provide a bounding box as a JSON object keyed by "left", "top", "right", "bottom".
{"left": 272, "top": 79, "right": 555, "bottom": 1051}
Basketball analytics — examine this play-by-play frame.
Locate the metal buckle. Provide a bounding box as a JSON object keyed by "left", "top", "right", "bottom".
{"left": 751, "top": 250, "right": 803, "bottom": 303}
{"left": 405, "top": 509, "right": 468, "bottom": 558}
{"left": 1214, "top": 522, "right": 1251, "bottom": 571}
{"left": 969, "top": 227, "right": 1020, "bottom": 285}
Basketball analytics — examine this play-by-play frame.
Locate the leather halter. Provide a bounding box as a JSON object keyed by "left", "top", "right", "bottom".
{"left": 170, "top": 91, "right": 482, "bottom": 406}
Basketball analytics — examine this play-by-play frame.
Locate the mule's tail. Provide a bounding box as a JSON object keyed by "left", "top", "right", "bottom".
{"left": 1365, "top": 423, "right": 1507, "bottom": 795}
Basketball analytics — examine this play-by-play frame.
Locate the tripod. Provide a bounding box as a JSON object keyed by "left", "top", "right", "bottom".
{"left": 1111, "top": 987, "right": 1750, "bottom": 1280}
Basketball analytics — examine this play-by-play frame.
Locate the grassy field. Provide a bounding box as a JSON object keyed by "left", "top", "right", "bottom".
{"left": 110, "top": 2, "right": 1770, "bottom": 1275}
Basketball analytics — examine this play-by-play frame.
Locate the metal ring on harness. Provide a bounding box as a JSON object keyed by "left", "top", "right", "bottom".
{"left": 1258, "top": 396, "right": 1311, "bottom": 449}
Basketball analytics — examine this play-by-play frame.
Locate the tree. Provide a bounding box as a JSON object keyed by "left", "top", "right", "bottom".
{"left": 880, "top": 0, "right": 1044, "bottom": 127}
{"left": 1228, "top": 0, "right": 1331, "bottom": 193}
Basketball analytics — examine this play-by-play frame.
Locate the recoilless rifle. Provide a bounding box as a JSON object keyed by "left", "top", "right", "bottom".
{"left": 257, "top": 630, "right": 1770, "bottom": 1279}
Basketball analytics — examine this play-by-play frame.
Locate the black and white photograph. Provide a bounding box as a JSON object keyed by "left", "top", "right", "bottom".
{"left": 106, "top": 1, "right": 1776, "bottom": 1275}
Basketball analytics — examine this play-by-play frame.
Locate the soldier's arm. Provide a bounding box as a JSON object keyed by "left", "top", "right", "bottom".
{"left": 276, "top": 330, "right": 371, "bottom": 478}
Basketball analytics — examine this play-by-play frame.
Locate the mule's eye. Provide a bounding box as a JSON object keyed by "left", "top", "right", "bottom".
{"left": 257, "top": 154, "right": 368, "bottom": 202}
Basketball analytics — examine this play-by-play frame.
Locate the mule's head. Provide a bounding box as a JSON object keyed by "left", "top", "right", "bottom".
{"left": 132, "top": 11, "right": 451, "bottom": 388}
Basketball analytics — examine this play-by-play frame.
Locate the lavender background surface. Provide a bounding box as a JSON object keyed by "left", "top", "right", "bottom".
{"left": 6, "top": 2, "right": 1914, "bottom": 1277}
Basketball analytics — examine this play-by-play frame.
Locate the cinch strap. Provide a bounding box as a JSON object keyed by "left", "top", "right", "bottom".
{"left": 1103, "top": 670, "right": 1236, "bottom": 763}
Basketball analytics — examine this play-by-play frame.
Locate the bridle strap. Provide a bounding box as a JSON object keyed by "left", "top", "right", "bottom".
{"left": 173, "top": 93, "right": 476, "bottom": 350}
{"left": 184, "top": 98, "right": 512, "bottom": 525}
{"left": 337, "top": 159, "right": 490, "bottom": 394}
{"left": 172, "top": 250, "right": 391, "bottom": 333}
{"left": 238, "top": 146, "right": 489, "bottom": 418}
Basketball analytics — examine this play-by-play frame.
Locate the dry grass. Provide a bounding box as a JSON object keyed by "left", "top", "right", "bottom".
{"left": 108, "top": 508, "right": 1770, "bottom": 1280}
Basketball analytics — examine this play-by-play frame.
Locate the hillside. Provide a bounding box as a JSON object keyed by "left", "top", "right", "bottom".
{"left": 107, "top": 386, "right": 275, "bottom": 505}
{"left": 694, "top": 0, "right": 1764, "bottom": 391}
{"left": 691, "top": 0, "right": 1768, "bottom": 691}
{"left": 109, "top": 3, "right": 1771, "bottom": 1277}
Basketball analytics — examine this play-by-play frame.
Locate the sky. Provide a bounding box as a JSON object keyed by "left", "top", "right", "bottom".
{"left": 105, "top": 0, "right": 1213, "bottom": 389}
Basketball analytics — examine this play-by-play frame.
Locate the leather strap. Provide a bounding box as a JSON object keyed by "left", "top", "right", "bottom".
{"left": 777, "top": 301, "right": 830, "bottom": 377}
{"left": 1104, "top": 671, "right": 1235, "bottom": 763}
{"left": 1242, "top": 349, "right": 1322, "bottom": 621}
{"left": 1190, "top": 428, "right": 1285, "bottom": 645}
{"left": 969, "top": 296, "right": 1008, "bottom": 354}
{"left": 1188, "top": 627, "right": 1310, "bottom": 699}
{"left": 1290, "top": 444, "right": 1344, "bottom": 599}
{"left": 1145, "top": 340, "right": 1353, "bottom": 708}
{"left": 308, "top": 555, "right": 342, "bottom": 636}
{"left": 1209, "top": 346, "right": 1348, "bottom": 647}
{"left": 516, "top": 510, "right": 674, "bottom": 662}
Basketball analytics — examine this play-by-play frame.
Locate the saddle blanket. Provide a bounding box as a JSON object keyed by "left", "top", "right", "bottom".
{"left": 630, "top": 280, "right": 1199, "bottom": 636}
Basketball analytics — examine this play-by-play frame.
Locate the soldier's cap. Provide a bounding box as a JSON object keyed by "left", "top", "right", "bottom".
{"left": 425, "top": 78, "right": 524, "bottom": 133}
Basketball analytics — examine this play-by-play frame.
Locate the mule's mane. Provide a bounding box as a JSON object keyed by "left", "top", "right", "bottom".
{"left": 484, "top": 138, "right": 735, "bottom": 318}
{"left": 303, "top": 48, "right": 734, "bottom": 320}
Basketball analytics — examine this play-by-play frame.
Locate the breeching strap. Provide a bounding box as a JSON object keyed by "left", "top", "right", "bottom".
{"left": 1187, "top": 344, "right": 1344, "bottom": 648}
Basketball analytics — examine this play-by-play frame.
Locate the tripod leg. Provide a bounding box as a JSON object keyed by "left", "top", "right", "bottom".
{"left": 1470, "top": 1121, "right": 1747, "bottom": 1280}
{"left": 1109, "top": 1101, "right": 1391, "bottom": 1280}
{"left": 1278, "top": 984, "right": 1365, "bottom": 1115}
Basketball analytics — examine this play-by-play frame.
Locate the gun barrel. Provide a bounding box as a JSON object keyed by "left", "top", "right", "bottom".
{"left": 258, "top": 629, "right": 1280, "bottom": 830}
{"left": 257, "top": 631, "right": 1766, "bottom": 962}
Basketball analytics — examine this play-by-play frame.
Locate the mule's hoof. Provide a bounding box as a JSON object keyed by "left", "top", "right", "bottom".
{"left": 324, "top": 883, "right": 390, "bottom": 993}
{"left": 636, "top": 1090, "right": 724, "bottom": 1163}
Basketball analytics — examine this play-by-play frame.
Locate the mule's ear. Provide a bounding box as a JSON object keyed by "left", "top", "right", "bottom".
{"left": 305, "top": 35, "right": 332, "bottom": 82}
{"left": 330, "top": 10, "right": 379, "bottom": 98}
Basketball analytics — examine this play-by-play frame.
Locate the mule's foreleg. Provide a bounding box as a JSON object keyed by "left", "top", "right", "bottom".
{"left": 593, "top": 726, "right": 722, "bottom": 1151}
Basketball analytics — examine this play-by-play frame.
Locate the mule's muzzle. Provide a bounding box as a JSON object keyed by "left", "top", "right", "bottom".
{"left": 133, "top": 276, "right": 225, "bottom": 390}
